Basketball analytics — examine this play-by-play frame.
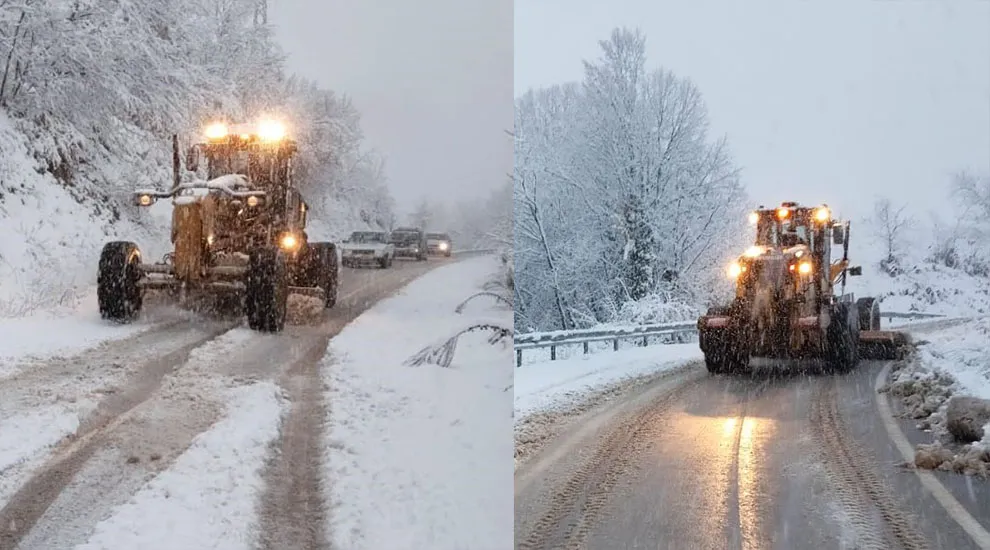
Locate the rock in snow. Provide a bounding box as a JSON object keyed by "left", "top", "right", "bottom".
{"left": 945, "top": 395, "right": 990, "bottom": 443}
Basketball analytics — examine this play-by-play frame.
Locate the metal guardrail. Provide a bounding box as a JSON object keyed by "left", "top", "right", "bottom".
{"left": 514, "top": 311, "right": 944, "bottom": 367}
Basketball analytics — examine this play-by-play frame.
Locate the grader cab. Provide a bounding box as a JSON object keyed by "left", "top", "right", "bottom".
{"left": 97, "top": 119, "right": 339, "bottom": 333}
{"left": 697, "top": 202, "right": 909, "bottom": 375}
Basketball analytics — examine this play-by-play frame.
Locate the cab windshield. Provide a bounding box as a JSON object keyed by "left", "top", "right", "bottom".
{"left": 756, "top": 215, "right": 811, "bottom": 247}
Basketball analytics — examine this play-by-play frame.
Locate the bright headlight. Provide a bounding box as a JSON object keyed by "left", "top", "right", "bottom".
{"left": 727, "top": 262, "right": 743, "bottom": 278}
{"left": 258, "top": 120, "right": 286, "bottom": 142}
{"left": 205, "top": 122, "right": 228, "bottom": 140}
{"left": 138, "top": 194, "right": 152, "bottom": 206}
{"left": 748, "top": 212, "right": 759, "bottom": 224}
{"left": 439, "top": 242, "right": 449, "bottom": 251}
{"left": 798, "top": 261, "right": 813, "bottom": 274}
{"left": 743, "top": 245, "right": 765, "bottom": 258}
{"left": 246, "top": 196, "right": 260, "bottom": 207}
{"left": 814, "top": 207, "right": 830, "bottom": 222}
{"left": 280, "top": 233, "right": 298, "bottom": 250}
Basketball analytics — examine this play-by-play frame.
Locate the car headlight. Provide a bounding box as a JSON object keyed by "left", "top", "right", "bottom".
{"left": 439, "top": 242, "right": 449, "bottom": 251}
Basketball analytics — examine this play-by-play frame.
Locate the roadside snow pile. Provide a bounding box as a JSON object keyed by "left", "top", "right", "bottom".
{"left": 514, "top": 343, "right": 700, "bottom": 467}
{"left": 76, "top": 380, "right": 286, "bottom": 550}
{"left": 881, "top": 318, "right": 990, "bottom": 476}
{"left": 322, "top": 255, "right": 512, "bottom": 550}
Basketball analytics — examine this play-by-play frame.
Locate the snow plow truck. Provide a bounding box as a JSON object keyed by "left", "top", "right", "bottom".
{"left": 97, "top": 120, "right": 339, "bottom": 333}
{"left": 697, "top": 202, "right": 909, "bottom": 375}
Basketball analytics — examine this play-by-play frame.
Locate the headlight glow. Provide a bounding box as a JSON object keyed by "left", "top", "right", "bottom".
{"left": 777, "top": 207, "right": 789, "bottom": 219}
{"left": 439, "top": 242, "right": 449, "bottom": 251}
{"left": 258, "top": 120, "right": 287, "bottom": 142}
{"left": 280, "top": 233, "right": 299, "bottom": 250}
{"left": 204, "top": 122, "right": 228, "bottom": 140}
{"left": 815, "top": 207, "right": 830, "bottom": 222}
{"left": 246, "top": 196, "right": 260, "bottom": 207}
{"left": 748, "top": 212, "right": 759, "bottom": 224}
{"left": 798, "top": 261, "right": 813, "bottom": 274}
{"left": 743, "top": 245, "right": 765, "bottom": 258}
{"left": 727, "top": 262, "right": 743, "bottom": 278}
{"left": 138, "top": 194, "right": 152, "bottom": 206}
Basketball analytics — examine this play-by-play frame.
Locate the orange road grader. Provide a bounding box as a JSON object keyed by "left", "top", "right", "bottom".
{"left": 697, "top": 202, "right": 909, "bottom": 375}
{"left": 97, "top": 120, "right": 339, "bottom": 333}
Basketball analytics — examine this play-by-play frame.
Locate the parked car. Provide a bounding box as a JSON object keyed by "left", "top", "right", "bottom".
{"left": 389, "top": 227, "right": 428, "bottom": 261}
{"left": 426, "top": 232, "right": 452, "bottom": 257}
{"left": 339, "top": 231, "right": 395, "bottom": 268}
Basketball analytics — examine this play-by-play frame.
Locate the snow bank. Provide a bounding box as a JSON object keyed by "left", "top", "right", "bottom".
{"left": 882, "top": 318, "right": 990, "bottom": 474}
{"left": 0, "top": 112, "right": 172, "bottom": 318}
{"left": 515, "top": 343, "right": 701, "bottom": 420}
{"left": 75, "top": 380, "right": 286, "bottom": 550}
{"left": 0, "top": 289, "right": 184, "bottom": 376}
{"left": 322, "top": 255, "right": 513, "bottom": 550}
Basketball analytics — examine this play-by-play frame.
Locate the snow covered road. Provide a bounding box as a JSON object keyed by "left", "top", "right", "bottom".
{"left": 515, "top": 320, "right": 990, "bottom": 550}
{"left": 0, "top": 256, "right": 467, "bottom": 549}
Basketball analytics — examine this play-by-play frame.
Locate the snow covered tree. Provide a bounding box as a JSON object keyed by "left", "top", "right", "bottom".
{"left": 513, "top": 27, "right": 747, "bottom": 332}
{"left": 869, "top": 197, "right": 915, "bottom": 276}
{"left": 408, "top": 198, "right": 435, "bottom": 229}
{"left": 622, "top": 193, "right": 655, "bottom": 300}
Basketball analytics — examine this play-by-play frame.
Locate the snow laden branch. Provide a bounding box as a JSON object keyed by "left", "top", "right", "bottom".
{"left": 404, "top": 319, "right": 513, "bottom": 368}
{"left": 513, "top": 27, "right": 748, "bottom": 333}
{"left": 454, "top": 291, "right": 513, "bottom": 314}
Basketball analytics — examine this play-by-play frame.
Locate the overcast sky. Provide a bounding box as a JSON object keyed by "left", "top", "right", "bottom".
{"left": 270, "top": 0, "right": 512, "bottom": 217}
{"left": 515, "top": 0, "right": 990, "bottom": 221}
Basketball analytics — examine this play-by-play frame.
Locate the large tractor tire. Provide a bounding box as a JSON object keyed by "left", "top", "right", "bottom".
{"left": 856, "top": 297, "right": 881, "bottom": 331}
{"left": 701, "top": 306, "right": 751, "bottom": 375}
{"left": 97, "top": 241, "right": 144, "bottom": 323}
{"left": 245, "top": 247, "right": 288, "bottom": 332}
{"left": 309, "top": 242, "right": 339, "bottom": 308}
{"left": 825, "top": 303, "right": 860, "bottom": 374}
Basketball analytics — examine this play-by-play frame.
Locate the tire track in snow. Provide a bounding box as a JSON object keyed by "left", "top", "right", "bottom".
{"left": 256, "top": 337, "right": 332, "bottom": 550}
{"left": 517, "top": 377, "right": 704, "bottom": 550}
{"left": 0, "top": 321, "right": 238, "bottom": 549}
{"left": 256, "top": 259, "right": 448, "bottom": 550}
{"left": 810, "top": 378, "right": 930, "bottom": 550}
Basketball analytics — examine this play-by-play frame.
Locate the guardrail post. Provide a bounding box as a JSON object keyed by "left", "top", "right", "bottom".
{"left": 550, "top": 345, "right": 556, "bottom": 361}
{"left": 642, "top": 336, "right": 647, "bottom": 347}
{"left": 583, "top": 341, "right": 589, "bottom": 354}
{"left": 613, "top": 339, "right": 618, "bottom": 351}
{"left": 516, "top": 349, "right": 522, "bottom": 368}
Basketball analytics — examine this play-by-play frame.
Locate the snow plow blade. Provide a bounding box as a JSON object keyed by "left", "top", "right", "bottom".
{"left": 859, "top": 330, "right": 911, "bottom": 360}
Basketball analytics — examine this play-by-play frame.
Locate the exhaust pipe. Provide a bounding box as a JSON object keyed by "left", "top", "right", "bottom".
{"left": 172, "top": 134, "right": 180, "bottom": 189}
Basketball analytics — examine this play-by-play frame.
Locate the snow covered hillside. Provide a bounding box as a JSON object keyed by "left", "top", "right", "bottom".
{"left": 322, "top": 255, "right": 513, "bottom": 549}
{"left": 842, "top": 201, "right": 990, "bottom": 319}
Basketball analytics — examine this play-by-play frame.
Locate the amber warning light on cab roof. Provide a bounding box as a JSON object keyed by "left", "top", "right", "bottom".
{"left": 747, "top": 203, "right": 831, "bottom": 225}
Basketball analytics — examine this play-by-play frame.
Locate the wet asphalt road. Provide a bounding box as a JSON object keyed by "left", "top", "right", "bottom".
{"left": 515, "top": 358, "right": 990, "bottom": 550}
